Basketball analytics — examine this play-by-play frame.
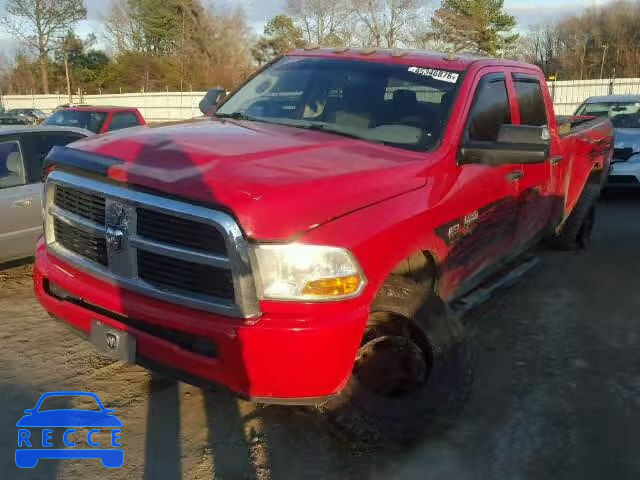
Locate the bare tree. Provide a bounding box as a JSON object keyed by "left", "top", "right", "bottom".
{"left": 103, "top": 0, "right": 139, "bottom": 54}
{"left": 520, "top": 0, "right": 640, "bottom": 79}
{"left": 287, "top": 0, "right": 355, "bottom": 45}
{"left": 353, "top": 0, "right": 426, "bottom": 48}
{"left": 0, "top": 0, "right": 86, "bottom": 94}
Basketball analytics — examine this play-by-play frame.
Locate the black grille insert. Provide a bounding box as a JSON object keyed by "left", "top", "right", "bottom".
{"left": 54, "top": 185, "right": 106, "bottom": 224}
{"left": 137, "top": 208, "right": 227, "bottom": 255}
{"left": 54, "top": 218, "right": 107, "bottom": 265}
{"left": 137, "top": 250, "right": 234, "bottom": 299}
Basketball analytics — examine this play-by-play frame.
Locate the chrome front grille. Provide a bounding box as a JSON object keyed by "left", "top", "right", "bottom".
{"left": 44, "top": 171, "right": 260, "bottom": 318}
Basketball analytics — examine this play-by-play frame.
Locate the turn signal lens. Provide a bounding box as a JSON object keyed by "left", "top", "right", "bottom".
{"left": 302, "top": 274, "right": 363, "bottom": 297}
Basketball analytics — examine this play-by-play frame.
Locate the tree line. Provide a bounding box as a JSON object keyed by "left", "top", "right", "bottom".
{"left": 1, "top": 0, "right": 638, "bottom": 97}
{"left": 519, "top": 0, "right": 640, "bottom": 80}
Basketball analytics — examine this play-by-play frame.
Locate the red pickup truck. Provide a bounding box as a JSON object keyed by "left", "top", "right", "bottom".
{"left": 43, "top": 106, "right": 146, "bottom": 134}
{"left": 34, "top": 49, "right": 612, "bottom": 442}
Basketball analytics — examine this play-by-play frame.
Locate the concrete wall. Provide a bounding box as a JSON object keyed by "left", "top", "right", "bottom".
{"left": 3, "top": 77, "right": 640, "bottom": 121}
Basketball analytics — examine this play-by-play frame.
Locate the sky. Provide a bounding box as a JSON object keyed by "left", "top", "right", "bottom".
{"left": 0, "top": 0, "right": 613, "bottom": 56}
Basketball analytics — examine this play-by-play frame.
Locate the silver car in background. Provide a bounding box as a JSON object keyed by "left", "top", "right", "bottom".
{"left": 575, "top": 95, "right": 640, "bottom": 187}
{"left": 0, "top": 126, "right": 92, "bottom": 263}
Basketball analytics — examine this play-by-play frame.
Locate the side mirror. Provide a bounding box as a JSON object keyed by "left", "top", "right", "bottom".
{"left": 459, "top": 125, "right": 550, "bottom": 166}
{"left": 199, "top": 87, "right": 226, "bottom": 116}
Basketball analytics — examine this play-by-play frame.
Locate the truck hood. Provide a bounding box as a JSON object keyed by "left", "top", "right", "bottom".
{"left": 69, "top": 120, "right": 430, "bottom": 239}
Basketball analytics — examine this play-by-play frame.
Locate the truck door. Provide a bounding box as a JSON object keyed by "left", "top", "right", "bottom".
{"left": 444, "top": 71, "right": 521, "bottom": 294}
{"left": 509, "top": 72, "right": 555, "bottom": 248}
{"left": 0, "top": 138, "right": 41, "bottom": 262}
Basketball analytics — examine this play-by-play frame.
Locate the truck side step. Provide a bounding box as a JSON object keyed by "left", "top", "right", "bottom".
{"left": 451, "top": 255, "right": 541, "bottom": 318}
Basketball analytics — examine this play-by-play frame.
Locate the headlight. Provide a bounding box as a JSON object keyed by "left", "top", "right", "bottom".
{"left": 252, "top": 244, "right": 366, "bottom": 301}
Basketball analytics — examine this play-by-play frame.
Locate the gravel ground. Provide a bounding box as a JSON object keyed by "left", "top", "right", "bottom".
{"left": 1, "top": 191, "right": 639, "bottom": 480}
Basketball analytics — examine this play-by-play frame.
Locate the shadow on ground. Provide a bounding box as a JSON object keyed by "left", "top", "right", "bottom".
{"left": 0, "top": 380, "right": 66, "bottom": 479}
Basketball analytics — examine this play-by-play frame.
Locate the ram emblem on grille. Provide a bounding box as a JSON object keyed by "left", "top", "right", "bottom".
{"left": 105, "top": 201, "right": 129, "bottom": 253}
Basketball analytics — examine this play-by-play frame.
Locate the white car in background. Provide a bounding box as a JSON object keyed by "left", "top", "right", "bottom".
{"left": 0, "top": 126, "right": 92, "bottom": 264}
{"left": 575, "top": 95, "right": 640, "bottom": 188}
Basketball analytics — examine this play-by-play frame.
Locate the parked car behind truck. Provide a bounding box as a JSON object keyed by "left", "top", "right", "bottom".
{"left": 575, "top": 94, "right": 640, "bottom": 187}
{"left": 8, "top": 108, "right": 48, "bottom": 125}
{"left": 0, "top": 127, "right": 92, "bottom": 263}
{"left": 43, "top": 106, "right": 145, "bottom": 134}
{"left": 35, "top": 49, "right": 612, "bottom": 442}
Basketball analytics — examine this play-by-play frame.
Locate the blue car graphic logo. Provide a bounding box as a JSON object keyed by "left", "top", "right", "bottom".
{"left": 15, "top": 391, "right": 123, "bottom": 468}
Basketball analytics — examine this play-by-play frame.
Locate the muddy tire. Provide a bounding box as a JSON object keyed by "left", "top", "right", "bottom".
{"left": 551, "top": 187, "right": 599, "bottom": 250}
{"left": 320, "top": 276, "right": 473, "bottom": 444}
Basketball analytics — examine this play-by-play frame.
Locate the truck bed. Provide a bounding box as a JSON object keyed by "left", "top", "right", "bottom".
{"left": 556, "top": 115, "right": 610, "bottom": 137}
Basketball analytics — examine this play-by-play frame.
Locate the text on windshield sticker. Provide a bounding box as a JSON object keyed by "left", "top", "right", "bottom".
{"left": 408, "top": 67, "right": 459, "bottom": 83}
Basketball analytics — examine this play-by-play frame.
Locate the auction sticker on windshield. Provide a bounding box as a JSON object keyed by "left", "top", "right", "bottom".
{"left": 408, "top": 66, "right": 459, "bottom": 83}
{"left": 15, "top": 391, "right": 124, "bottom": 469}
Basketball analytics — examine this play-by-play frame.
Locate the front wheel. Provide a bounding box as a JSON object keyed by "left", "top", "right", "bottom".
{"left": 320, "top": 276, "right": 473, "bottom": 444}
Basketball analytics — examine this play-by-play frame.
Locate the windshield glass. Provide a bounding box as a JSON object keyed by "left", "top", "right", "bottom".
{"left": 576, "top": 101, "right": 640, "bottom": 128}
{"left": 44, "top": 110, "right": 107, "bottom": 133}
{"left": 37, "top": 395, "right": 101, "bottom": 412}
{"left": 217, "top": 57, "right": 461, "bottom": 151}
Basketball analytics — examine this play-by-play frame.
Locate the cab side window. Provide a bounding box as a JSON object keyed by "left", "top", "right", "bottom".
{"left": 466, "top": 74, "right": 511, "bottom": 142}
{"left": 0, "top": 141, "right": 25, "bottom": 189}
{"left": 108, "top": 112, "right": 140, "bottom": 132}
{"left": 512, "top": 73, "right": 548, "bottom": 126}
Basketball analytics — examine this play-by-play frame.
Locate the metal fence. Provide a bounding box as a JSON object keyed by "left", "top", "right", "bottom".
{"left": 549, "top": 78, "right": 640, "bottom": 115}
{"left": 1, "top": 92, "right": 207, "bottom": 123}
{"left": 3, "top": 78, "right": 640, "bottom": 121}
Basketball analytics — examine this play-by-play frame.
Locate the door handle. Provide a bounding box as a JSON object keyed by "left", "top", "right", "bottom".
{"left": 13, "top": 197, "right": 33, "bottom": 208}
{"left": 550, "top": 155, "right": 563, "bottom": 165}
{"left": 506, "top": 170, "right": 524, "bottom": 182}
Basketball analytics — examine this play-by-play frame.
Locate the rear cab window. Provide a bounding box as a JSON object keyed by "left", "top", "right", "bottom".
{"left": 108, "top": 112, "right": 140, "bottom": 131}
{"left": 512, "top": 73, "right": 548, "bottom": 127}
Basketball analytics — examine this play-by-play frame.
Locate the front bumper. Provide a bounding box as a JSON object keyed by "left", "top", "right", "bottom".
{"left": 607, "top": 162, "right": 640, "bottom": 187}
{"left": 33, "top": 240, "right": 368, "bottom": 402}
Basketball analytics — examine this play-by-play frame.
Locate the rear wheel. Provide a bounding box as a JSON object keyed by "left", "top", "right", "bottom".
{"left": 320, "top": 276, "right": 472, "bottom": 444}
{"left": 551, "top": 187, "right": 599, "bottom": 250}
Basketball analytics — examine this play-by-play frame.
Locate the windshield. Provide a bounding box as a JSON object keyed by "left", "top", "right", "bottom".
{"left": 44, "top": 110, "right": 107, "bottom": 133}
{"left": 36, "top": 395, "right": 101, "bottom": 412}
{"left": 576, "top": 101, "right": 640, "bottom": 128}
{"left": 217, "top": 57, "right": 461, "bottom": 151}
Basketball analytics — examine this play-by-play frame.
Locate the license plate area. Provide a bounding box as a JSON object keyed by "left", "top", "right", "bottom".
{"left": 90, "top": 319, "right": 136, "bottom": 363}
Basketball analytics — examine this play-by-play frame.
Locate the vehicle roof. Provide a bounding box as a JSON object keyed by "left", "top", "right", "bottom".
{"left": 286, "top": 47, "right": 540, "bottom": 72}
{"left": 0, "top": 126, "right": 94, "bottom": 136}
{"left": 62, "top": 106, "right": 140, "bottom": 112}
{"left": 584, "top": 95, "right": 640, "bottom": 103}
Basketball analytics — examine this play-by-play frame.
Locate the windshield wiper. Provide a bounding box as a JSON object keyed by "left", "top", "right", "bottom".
{"left": 215, "top": 112, "right": 256, "bottom": 121}
{"left": 289, "top": 122, "right": 365, "bottom": 140}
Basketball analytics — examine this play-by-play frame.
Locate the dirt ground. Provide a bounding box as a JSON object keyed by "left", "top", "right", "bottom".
{"left": 1, "top": 191, "right": 639, "bottom": 480}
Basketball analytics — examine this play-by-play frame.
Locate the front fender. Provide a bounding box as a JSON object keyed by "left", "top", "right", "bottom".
{"left": 299, "top": 187, "right": 455, "bottom": 305}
